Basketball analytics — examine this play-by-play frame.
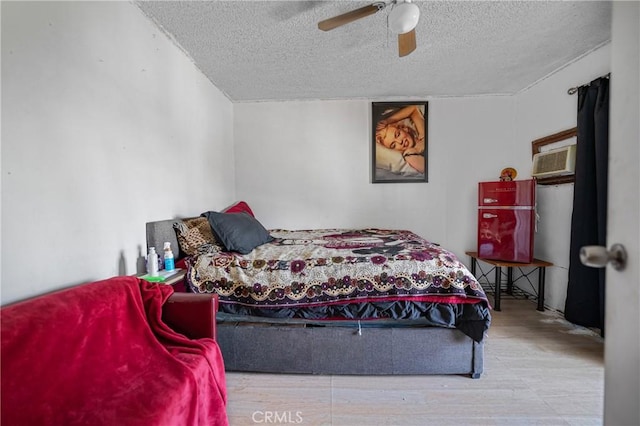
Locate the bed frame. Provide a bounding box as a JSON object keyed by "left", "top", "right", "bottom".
{"left": 147, "top": 219, "right": 484, "bottom": 378}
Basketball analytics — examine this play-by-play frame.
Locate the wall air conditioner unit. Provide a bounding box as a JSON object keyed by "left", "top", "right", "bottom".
{"left": 532, "top": 144, "right": 577, "bottom": 178}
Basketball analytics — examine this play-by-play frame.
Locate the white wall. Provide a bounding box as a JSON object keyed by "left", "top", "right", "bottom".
{"left": 1, "top": 2, "right": 235, "bottom": 304}
{"left": 515, "top": 44, "right": 611, "bottom": 311}
{"left": 234, "top": 97, "right": 518, "bottom": 264}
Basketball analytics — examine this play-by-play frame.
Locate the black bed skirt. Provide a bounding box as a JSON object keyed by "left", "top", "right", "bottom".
{"left": 217, "top": 300, "right": 490, "bottom": 343}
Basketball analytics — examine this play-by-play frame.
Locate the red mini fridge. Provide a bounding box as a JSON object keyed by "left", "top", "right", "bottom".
{"left": 477, "top": 179, "right": 536, "bottom": 263}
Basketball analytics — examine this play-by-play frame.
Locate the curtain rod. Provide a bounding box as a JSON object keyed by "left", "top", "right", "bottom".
{"left": 567, "top": 73, "right": 611, "bottom": 95}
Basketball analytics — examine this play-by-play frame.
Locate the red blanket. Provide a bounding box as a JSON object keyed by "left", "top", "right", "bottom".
{"left": 1, "top": 276, "right": 227, "bottom": 425}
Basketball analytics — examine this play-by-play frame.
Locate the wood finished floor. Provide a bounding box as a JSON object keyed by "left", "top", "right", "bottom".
{"left": 225, "top": 299, "right": 604, "bottom": 425}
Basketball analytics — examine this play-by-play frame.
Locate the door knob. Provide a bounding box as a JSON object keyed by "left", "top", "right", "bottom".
{"left": 580, "top": 244, "right": 627, "bottom": 271}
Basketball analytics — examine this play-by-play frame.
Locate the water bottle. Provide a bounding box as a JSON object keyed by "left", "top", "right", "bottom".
{"left": 147, "top": 247, "right": 159, "bottom": 277}
{"left": 163, "top": 242, "right": 175, "bottom": 271}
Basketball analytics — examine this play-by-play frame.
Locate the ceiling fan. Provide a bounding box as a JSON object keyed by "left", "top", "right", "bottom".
{"left": 317, "top": 0, "right": 420, "bottom": 57}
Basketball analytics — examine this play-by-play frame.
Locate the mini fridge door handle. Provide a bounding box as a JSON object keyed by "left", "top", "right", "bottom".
{"left": 482, "top": 213, "right": 498, "bottom": 219}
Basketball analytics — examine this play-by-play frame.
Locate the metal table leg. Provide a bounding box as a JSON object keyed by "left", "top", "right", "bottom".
{"left": 537, "top": 267, "right": 546, "bottom": 311}
{"left": 506, "top": 267, "right": 513, "bottom": 295}
{"left": 494, "top": 266, "right": 501, "bottom": 311}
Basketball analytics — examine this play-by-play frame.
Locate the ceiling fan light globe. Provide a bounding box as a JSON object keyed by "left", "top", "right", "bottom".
{"left": 388, "top": 2, "right": 420, "bottom": 34}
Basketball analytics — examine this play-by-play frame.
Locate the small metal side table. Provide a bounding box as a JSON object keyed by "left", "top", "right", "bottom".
{"left": 465, "top": 251, "right": 553, "bottom": 311}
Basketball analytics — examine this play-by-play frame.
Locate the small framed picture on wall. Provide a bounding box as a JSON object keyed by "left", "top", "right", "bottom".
{"left": 371, "top": 101, "right": 428, "bottom": 183}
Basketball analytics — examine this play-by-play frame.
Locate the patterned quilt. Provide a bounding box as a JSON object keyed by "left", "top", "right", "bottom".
{"left": 186, "top": 229, "right": 491, "bottom": 341}
{"left": 187, "top": 228, "right": 487, "bottom": 306}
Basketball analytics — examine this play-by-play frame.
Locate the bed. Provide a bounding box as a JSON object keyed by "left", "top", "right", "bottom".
{"left": 146, "top": 205, "right": 490, "bottom": 378}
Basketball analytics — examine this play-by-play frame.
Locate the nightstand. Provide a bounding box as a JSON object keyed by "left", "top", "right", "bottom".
{"left": 137, "top": 269, "right": 187, "bottom": 286}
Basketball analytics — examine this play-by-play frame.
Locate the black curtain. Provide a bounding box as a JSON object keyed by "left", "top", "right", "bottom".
{"left": 565, "top": 76, "right": 609, "bottom": 334}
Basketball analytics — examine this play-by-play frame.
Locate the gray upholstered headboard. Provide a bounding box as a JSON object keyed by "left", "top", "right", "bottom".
{"left": 146, "top": 218, "right": 184, "bottom": 259}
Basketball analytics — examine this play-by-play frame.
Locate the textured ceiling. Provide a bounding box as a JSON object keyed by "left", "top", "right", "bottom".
{"left": 136, "top": 1, "right": 611, "bottom": 102}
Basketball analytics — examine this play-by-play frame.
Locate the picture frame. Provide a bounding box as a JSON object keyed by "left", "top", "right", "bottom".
{"left": 371, "top": 101, "right": 428, "bottom": 183}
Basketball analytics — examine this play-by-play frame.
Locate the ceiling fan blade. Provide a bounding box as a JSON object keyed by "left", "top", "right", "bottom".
{"left": 318, "top": 4, "right": 381, "bottom": 31}
{"left": 398, "top": 29, "right": 417, "bottom": 57}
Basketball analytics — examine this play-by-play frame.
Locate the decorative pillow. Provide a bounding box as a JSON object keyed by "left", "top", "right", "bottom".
{"left": 173, "top": 217, "right": 219, "bottom": 257}
{"left": 223, "top": 201, "right": 255, "bottom": 217}
{"left": 201, "top": 211, "right": 273, "bottom": 255}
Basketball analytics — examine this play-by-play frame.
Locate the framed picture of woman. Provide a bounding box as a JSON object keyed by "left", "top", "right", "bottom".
{"left": 371, "top": 101, "right": 428, "bottom": 183}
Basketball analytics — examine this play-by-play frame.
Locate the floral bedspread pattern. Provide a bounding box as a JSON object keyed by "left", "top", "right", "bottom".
{"left": 186, "top": 229, "right": 487, "bottom": 308}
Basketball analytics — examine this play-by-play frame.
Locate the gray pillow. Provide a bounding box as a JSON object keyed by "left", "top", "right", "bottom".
{"left": 201, "top": 211, "right": 273, "bottom": 254}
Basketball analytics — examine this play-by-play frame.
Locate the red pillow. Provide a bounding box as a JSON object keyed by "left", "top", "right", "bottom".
{"left": 223, "top": 201, "right": 255, "bottom": 217}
